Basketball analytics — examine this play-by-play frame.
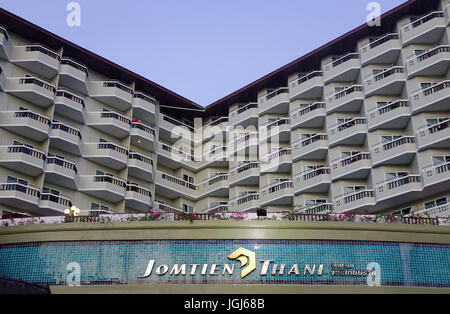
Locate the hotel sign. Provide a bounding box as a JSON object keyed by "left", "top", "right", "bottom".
{"left": 138, "top": 247, "right": 380, "bottom": 285}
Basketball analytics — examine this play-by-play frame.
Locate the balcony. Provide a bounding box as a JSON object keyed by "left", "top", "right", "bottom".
{"left": 330, "top": 152, "right": 371, "bottom": 181}
{"left": 260, "top": 118, "right": 290, "bottom": 143}
{"left": 58, "top": 58, "right": 89, "bottom": 95}
{"left": 159, "top": 114, "right": 195, "bottom": 143}
{"left": 376, "top": 175, "right": 422, "bottom": 203}
{"left": 0, "top": 182, "right": 41, "bottom": 212}
{"left": 260, "top": 181, "right": 293, "bottom": 206}
{"left": 400, "top": 11, "right": 446, "bottom": 46}
{"left": 229, "top": 132, "right": 258, "bottom": 157}
{"left": 133, "top": 92, "right": 156, "bottom": 125}
{"left": 86, "top": 111, "right": 131, "bottom": 139}
{"left": 229, "top": 162, "right": 259, "bottom": 187}
{"left": 323, "top": 53, "right": 360, "bottom": 83}
{"left": 11, "top": 45, "right": 60, "bottom": 79}
{"left": 414, "top": 203, "right": 450, "bottom": 219}
{"left": 54, "top": 90, "right": 86, "bottom": 123}
{"left": 363, "top": 66, "right": 406, "bottom": 97}
{"left": 200, "top": 146, "right": 229, "bottom": 169}
{"left": 0, "top": 66, "right": 5, "bottom": 91}
{"left": 197, "top": 174, "right": 229, "bottom": 198}
{"left": 229, "top": 103, "right": 258, "bottom": 127}
{"left": 328, "top": 118, "right": 367, "bottom": 147}
{"left": 410, "top": 81, "right": 450, "bottom": 113}
{"left": 128, "top": 152, "right": 154, "bottom": 183}
{"left": 202, "top": 204, "right": 229, "bottom": 214}
{"left": 289, "top": 71, "right": 324, "bottom": 100}
{"left": 367, "top": 100, "right": 411, "bottom": 131}
{"left": 371, "top": 136, "right": 416, "bottom": 167}
{"left": 416, "top": 119, "right": 450, "bottom": 151}
{"left": 260, "top": 148, "right": 292, "bottom": 173}
{"left": 360, "top": 33, "right": 401, "bottom": 66}
{"left": 258, "top": 88, "right": 290, "bottom": 116}
{"left": 228, "top": 193, "right": 259, "bottom": 212}
{"left": 39, "top": 193, "right": 72, "bottom": 215}
{"left": 5, "top": 77, "right": 56, "bottom": 108}
{"left": 326, "top": 85, "right": 364, "bottom": 114}
{"left": 422, "top": 161, "right": 450, "bottom": 190}
{"left": 155, "top": 202, "right": 185, "bottom": 215}
{"left": 406, "top": 45, "right": 450, "bottom": 78}
{"left": 331, "top": 152, "right": 372, "bottom": 181}
{"left": 333, "top": 189, "right": 376, "bottom": 213}
{"left": 49, "top": 122, "right": 82, "bottom": 156}
{"left": 156, "top": 142, "right": 198, "bottom": 172}
{"left": 296, "top": 203, "right": 333, "bottom": 215}
{"left": 131, "top": 121, "right": 156, "bottom": 152}
{"left": 292, "top": 134, "right": 328, "bottom": 161}
{"left": 82, "top": 142, "right": 129, "bottom": 170}
{"left": 290, "top": 102, "right": 326, "bottom": 129}
{"left": 198, "top": 117, "right": 229, "bottom": 144}
{"left": 0, "top": 26, "right": 12, "bottom": 60}
{"left": 78, "top": 175, "right": 126, "bottom": 203}
{"left": 293, "top": 167, "right": 331, "bottom": 194}
{"left": 89, "top": 81, "right": 133, "bottom": 111}
{"left": 0, "top": 145, "right": 46, "bottom": 177}
{"left": 155, "top": 171, "right": 197, "bottom": 201}
{"left": 0, "top": 110, "right": 51, "bottom": 142}
{"left": 43, "top": 156, "right": 79, "bottom": 190}
{"left": 125, "top": 184, "right": 152, "bottom": 212}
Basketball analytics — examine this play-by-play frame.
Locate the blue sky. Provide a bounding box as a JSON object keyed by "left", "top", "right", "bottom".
{"left": 0, "top": 0, "right": 405, "bottom": 106}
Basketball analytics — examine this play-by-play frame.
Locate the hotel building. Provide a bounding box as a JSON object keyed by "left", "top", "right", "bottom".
{"left": 0, "top": 0, "right": 449, "bottom": 220}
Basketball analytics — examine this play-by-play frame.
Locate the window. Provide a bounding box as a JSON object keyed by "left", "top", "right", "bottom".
{"left": 7, "top": 176, "right": 28, "bottom": 186}
{"left": 210, "top": 201, "right": 227, "bottom": 209}
{"left": 90, "top": 203, "right": 109, "bottom": 216}
{"left": 414, "top": 49, "right": 426, "bottom": 56}
{"left": 385, "top": 172, "right": 409, "bottom": 181}
{"left": 432, "top": 156, "right": 450, "bottom": 165}
{"left": 183, "top": 173, "right": 194, "bottom": 184}
{"left": 304, "top": 165, "right": 324, "bottom": 172}
{"left": 337, "top": 118, "right": 352, "bottom": 125}
{"left": 425, "top": 197, "right": 447, "bottom": 209}
{"left": 305, "top": 199, "right": 327, "bottom": 207}
{"left": 381, "top": 135, "right": 403, "bottom": 143}
{"left": 344, "top": 186, "right": 365, "bottom": 195}
{"left": 426, "top": 118, "right": 449, "bottom": 126}
{"left": 270, "top": 178, "right": 289, "bottom": 185}
{"left": 392, "top": 207, "right": 411, "bottom": 217}
{"left": 341, "top": 151, "right": 360, "bottom": 158}
{"left": 421, "top": 82, "right": 433, "bottom": 90}
{"left": 182, "top": 203, "right": 194, "bottom": 214}
{"left": 372, "top": 68, "right": 386, "bottom": 76}
{"left": 376, "top": 101, "right": 388, "bottom": 108}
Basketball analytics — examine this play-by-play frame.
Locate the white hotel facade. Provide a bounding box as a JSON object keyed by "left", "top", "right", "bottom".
{"left": 0, "top": 0, "right": 449, "bottom": 219}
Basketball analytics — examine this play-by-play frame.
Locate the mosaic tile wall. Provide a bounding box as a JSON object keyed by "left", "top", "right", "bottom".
{"left": 0, "top": 240, "right": 449, "bottom": 288}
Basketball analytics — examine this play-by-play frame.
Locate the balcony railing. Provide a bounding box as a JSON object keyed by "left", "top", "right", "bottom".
{"left": 262, "top": 87, "right": 289, "bottom": 102}
{"left": 369, "top": 100, "right": 410, "bottom": 117}
{"left": 102, "top": 81, "right": 133, "bottom": 94}
{"left": 18, "top": 77, "right": 56, "bottom": 93}
{"left": 230, "top": 193, "right": 259, "bottom": 206}
{"left": 261, "top": 148, "right": 292, "bottom": 162}
{"left": 330, "top": 85, "right": 364, "bottom": 101}
{"left": 6, "top": 145, "right": 46, "bottom": 160}
{"left": 335, "top": 152, "right": 371, "bottom": 168}
{"left": 50, "top": 122, "right": 82, "bottom": 139}
{"left": 129, "top": 152, "right": 153, "bottom": 166}
{"left": 299, "top": 134, "right": 328, "bottom": 148}
{"left": 97, "top": 142, "right": 129, "bottom": 156}
{"left": 261, "top": 181, "right": 293, "bottom": 194}
{"left": 45, "top": 156, "right": 78, "bottom": 174}
{"left": 291, "top": 102, "right": 326, "bottom": 119}
{"left": 13, "top": 109, "right": 51, "bottom": 126}
{"left": 40, "top": 193, "right": 72, "bottom": 208}
{"left": 335, "top": 117, "right": 367, "bottom": 132}
{"left": 266, "top": 118, "right": 290, "bottom": 131}
{"left": 92, "top": 175, "right": 127, "bottom": 188}
{"left": 133, "top": 92, "right": 157, "bottom": 106}
{"left": 363, "top": 33, "right": 400, "bottom": 51}
{"left": 230, "top": 103, "right": 258, "bottom": 117}
{"left": 377, "top": 175, "right": 421, "bottom": 191}
{"left": 160, "top": 143, "right": 198, "bottom": 162}
{"left": 373, "top": 136, "right": 415, "bottom": 153}
{"left": 296, "top": 203, "right": 333, "bottom": 215}
{"left": 326, "top": 53, "right": 360, "bottom": 69}
{"left": 55, "top": 90, "right": 85, "bottom": 108}
{"left": 131, "top": 121, "right": 155, "bottom": 136}
{"left": 25, "top": 45, "right": 61, "bottom": 61}
{"left": 126, "top": 184, "right": 152, "bottom": 197}
{"left": 231, "top": 161, "right": 259, "bottom": 174}
{"left": 297, "top": 167, "right": 331, "bottom": 181}
{"left": 338, "top": 189, "right": 375, "bottom": 205}
{"left": 60, "top": 57, "right": 88, "bottom": 75}
{"left": 100, "top": 111, "right": 131, "bottom": 125}
{"left": 408, "top": 11, "right": 445, "bottom": 29}
{"left": 419, "top": 119, "right": 449, "bottom": 136}
{"left": 160, "top": 172, "right": 197, "bottom": 190}
{"left": 0, "top": 182, "right": 41, "bottom": 198}
{"left": 366, "top": 66, "right": 405, "bottom": 83}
